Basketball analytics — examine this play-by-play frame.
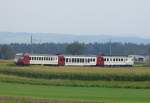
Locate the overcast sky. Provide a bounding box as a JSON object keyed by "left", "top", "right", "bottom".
{"left": 0, "top": 0, "right": 150, "bottom": 37}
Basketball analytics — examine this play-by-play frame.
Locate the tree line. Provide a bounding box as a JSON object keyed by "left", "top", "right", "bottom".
{"left": 0, "top": 42, "right": 150, "bottom": 59}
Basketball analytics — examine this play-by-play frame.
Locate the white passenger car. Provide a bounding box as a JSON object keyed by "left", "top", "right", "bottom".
{"left": 103, "top": 56, "right": 134, "bottom": 66}
{"left": 29, "top": 54, "right": 58, "bottom": 65}
{"left": 64, "top": 55, "right": 97, "bottom": 66}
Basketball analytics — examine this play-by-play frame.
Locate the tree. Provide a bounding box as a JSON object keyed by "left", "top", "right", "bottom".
{"left": 0, "top": 45, "right": 15, "bottom": 59}
{"left": 65, "top": 42, "right": 85, "bottom": 55}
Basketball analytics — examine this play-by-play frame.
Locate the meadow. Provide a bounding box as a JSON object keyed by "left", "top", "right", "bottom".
{"left": 0, "top": 60, "right": 150, "bottom": 103}
{"left": 0, "top": 82, "right": 150, "bottom": 103}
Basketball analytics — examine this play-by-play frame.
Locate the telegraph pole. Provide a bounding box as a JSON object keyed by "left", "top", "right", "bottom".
{"left": 109, "top": 40, "right": 112, "bottom": 56}
{"left": 148, "top": 47, "right": 150, "bottom": 64}
{"left": 30, "top": 35, "right": 33, "bottom": 54}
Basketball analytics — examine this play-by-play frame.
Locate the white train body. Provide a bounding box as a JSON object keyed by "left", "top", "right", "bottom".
{"left": 64, "top": 55, "right": 97, "bottom": 66}
{"left": 15, "top": 53, "right": 134, "bottom": 66}
{"left": 29, "top": 54, "right": 58, "bottom": 65}
{"left": 103, "top": 56, "right": 134, "bottom": 66}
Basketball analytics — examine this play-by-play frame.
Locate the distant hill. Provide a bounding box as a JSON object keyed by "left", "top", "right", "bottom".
{"left": 0, "top": 32, "right": 150, "bottom": 44}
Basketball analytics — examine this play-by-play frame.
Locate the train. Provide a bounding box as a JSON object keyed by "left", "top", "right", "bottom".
{"left": 14, "top": 53, "right": 134, "bottom": 66}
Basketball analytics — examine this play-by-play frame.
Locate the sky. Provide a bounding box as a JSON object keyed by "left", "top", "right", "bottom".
{"left": 0, "top": 0, "right": 150, "bottom": 38}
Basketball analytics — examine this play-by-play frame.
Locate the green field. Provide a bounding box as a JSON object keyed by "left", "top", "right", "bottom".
{"left": 0, "top": 60, "right": 150, "bottom": 103}
{"left": 0, "top": 82, "right": 150, "bottom": 103}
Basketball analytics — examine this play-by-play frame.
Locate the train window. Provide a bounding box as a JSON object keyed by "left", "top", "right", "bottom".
{"left": 113, "top": 58, "right": 115, "bottom": 61}
{"left": 104, "top": 58, "right": 106, "bottom": 61}
{"left": 80, "top": 58, "right": 82, "bottom": 62}
{"left": 121, "top": 58, "right": 123, "bottom": 61}
{"left": 80, "top": 58, "right": 84, "bottom": 63}
{"left": 116, "top": 58, "right": 118, "bottom": 61}
{"left": 69, "top": 58, "right": 71, "bottom": 62}
{"left": 66, "top": 58, "right": 68, "bottom": 62}
{"left": 107, "top": 58, "right": 109, "bottom": 61}
{"left": 82, "top": 58, "right": 84, "bottom": 63}
{"left": 72, "top": 58, "right": 75, "bottom": 62}
{"left": 74, "top": 58, "right": 77, "bottom": 63}
{"left": 77, "top": 58, "right": 79, "bottom": 63}
{"left": 93, "top": 58, "right": 95, "bottom": 62}
{"left": 39, "top": 57, "right": 41, "bottom": 60}
{"left": 110, "top": 58, "right": 112, "bottom": 61}
{"left": 88, "top": 59, "right": 90, "bottom": 63}
{"left": 85, "top": 59, "right": 87, "bottom": 63}
{"left": 119, "top": 58, "right": 120, "bottom": 61}
{"left": 90, "top": 58, "right": 92, "bottom": 62}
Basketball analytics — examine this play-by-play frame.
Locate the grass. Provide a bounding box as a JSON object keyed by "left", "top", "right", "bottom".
{"left": 0, "top": 82, "right": 150, "bottom": 103}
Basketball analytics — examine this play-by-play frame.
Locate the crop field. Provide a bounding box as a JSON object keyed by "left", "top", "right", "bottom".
{"left": 0, "top": 60, "right": 150, "bottom": 103}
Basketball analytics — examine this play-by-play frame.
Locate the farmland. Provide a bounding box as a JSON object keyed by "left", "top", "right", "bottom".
{"left": 0, "top": 60, "right": 150, "bottom": 103}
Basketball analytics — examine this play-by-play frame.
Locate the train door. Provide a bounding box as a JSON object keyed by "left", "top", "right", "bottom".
{"left": 58, "top": 55, "right": 65, "bottom": 66}
{"left": 23, "top": 53, "right": 30, "bottom": 65}
{"left": 96, "top": 55, "right": 104, "bottom": 66}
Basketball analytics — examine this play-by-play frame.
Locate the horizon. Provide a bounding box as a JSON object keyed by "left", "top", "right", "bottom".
{"left": 0, "top": 32, "right": 150, "bottom": 44}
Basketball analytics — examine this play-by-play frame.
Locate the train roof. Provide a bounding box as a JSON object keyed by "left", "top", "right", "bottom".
{"left": 16, "top": 53, "right": 131, "bottom": 58}
{"left": 30, "top": 54, "right": 58, "bottom": 56}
